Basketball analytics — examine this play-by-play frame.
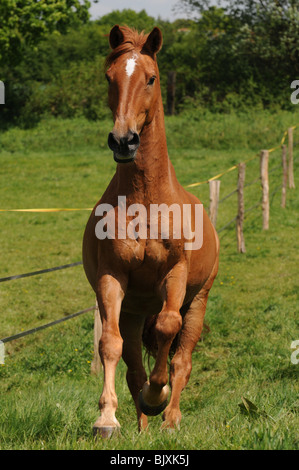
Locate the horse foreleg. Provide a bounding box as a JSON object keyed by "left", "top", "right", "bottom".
{"left": 91, "top": 300, "right": 102, "bottom": 376}
{"left": 119, "top": 311, "right": 148, "bottom": 432}
{"left": 93, "top": 272, "right": 127, "bottom": 438}
{"left": 139, "top": 262, "right": 187, "bottom": 416}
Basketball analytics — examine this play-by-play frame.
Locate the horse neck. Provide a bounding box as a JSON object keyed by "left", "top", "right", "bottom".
{"left": 115, "top": 93, "right": 176, "bottom": 202}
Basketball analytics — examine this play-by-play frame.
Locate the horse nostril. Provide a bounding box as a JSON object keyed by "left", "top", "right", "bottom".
{"left": 108, "top": 132, "right": 119, "bottom": 152}
{"left": 108, "top": 130, "right": 140, "bottom": 156}
{"left": 128, "top": 132, "right": 140, "bottom": 149}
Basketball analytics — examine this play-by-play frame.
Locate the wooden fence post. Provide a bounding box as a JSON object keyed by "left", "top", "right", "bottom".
{"left": 236, "top": 162, "right": 246, "bottom": 253}
{"left": 209, "top": 180, "right": 221, "bottom": 228}
{"left": 281, "top": 144, "right": 287, "bottom": 208}
{"left": 0, "top": 340, "right": 4, "bottom": 365}
{"left": 91, "top": 299, "right": 102, "bottom": 375}
{"left": 260, "top": 150, "right": 269, "bottom": 230}
{"left": 288, "top": 127, "right": 295, "bottom": 189}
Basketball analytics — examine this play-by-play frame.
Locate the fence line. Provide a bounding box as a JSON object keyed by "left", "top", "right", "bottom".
{"left": 288, "top": 127, "right": 295, "bottom": 189}
{"left": 236, "top": 162, "right": 246, "bottom": 253}
{"left": 0, "top": 125, "right": 297, "bottom": 358}
{"left": 186, "top": 124, "right": 298, "bottom": 190}
{"left": 0, "top": 261, "right": 83, "bottom": 283}
{"left": 218, "top": 188, "right": 238, "bottom": 204}
{"left": 0, "top": 307, "right": 95, "bottom": 344}
{"left": 208, "top": 128, "right": 297, "bottom": 253}
{"left": 0, "top": 208, "right": 92, "bottom": 213}
{"left": 281, "top": 145, "right": 287, "bottom": 208}
{"left": 217, "top": 216, "right": 238, "bottom": 234}
{"left": 209, "top": 180, "right": 221, "bottom": 227}
{"left": 1, "top": 147, "right": 287, "bottom": 286}
{"left": 0, "top": 125, "right": 296, "bottom": 214}
{"left": 244, "top": 176, "right": 261, "bottom": 189}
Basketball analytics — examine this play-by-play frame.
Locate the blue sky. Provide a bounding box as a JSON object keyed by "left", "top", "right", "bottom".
{"left": 89, "top": 0, "right": 190, "bottom": 22}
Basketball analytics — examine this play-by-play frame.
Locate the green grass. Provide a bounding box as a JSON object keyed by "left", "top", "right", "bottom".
{"left": 0, "top": 110, "right": 298, "bottom": 449}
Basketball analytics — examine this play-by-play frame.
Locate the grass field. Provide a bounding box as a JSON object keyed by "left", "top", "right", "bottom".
{"left": 0, "top": 109, "right": 298, "bottom": 450}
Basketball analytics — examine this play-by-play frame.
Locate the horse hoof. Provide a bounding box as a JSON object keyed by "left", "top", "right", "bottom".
{"left": 93, "top": 425, "right": 119, "bottom": 439}
{"left": 138, "top": 390, "right": 168, "bottom": 416}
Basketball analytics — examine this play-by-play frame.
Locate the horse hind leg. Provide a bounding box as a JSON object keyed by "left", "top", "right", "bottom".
{"left": 162, "top": 239, "right": 219, "bottom": 430}
{"left": 161, "top": 292, "right": 208, "bottom": 430}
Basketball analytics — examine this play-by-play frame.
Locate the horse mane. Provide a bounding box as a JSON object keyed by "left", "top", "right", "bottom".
{"left": 105, "top": 26, "right": 149, "bottom": 70}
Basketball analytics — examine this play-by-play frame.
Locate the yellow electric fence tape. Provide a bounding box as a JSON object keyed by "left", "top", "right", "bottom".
{"left": 0, "top": 208, "right": 93, "bottom": 213}
{"left": 0, "top": 126, "right": 297, "bottom": 211}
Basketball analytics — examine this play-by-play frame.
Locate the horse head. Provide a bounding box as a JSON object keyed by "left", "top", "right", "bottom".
{"left": 105, "top": 25, "right": 163, "bottom": 163}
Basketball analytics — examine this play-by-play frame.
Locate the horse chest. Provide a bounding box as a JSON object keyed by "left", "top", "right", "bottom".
{"left": 121, "top": 238, "right": 184, "bottom": 310}
{"left": 111, "top": 237, "right": 182, "bottom": 271}
{"left": 111, "top": 237, "right": 146, "bottom": 268}
{"left": 144, "top": 238, "right": 182, "bottom": 266}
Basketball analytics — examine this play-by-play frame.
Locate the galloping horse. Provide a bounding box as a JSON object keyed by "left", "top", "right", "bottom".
{"left": 83, "top": 25, "right": 219, "bottom": 437}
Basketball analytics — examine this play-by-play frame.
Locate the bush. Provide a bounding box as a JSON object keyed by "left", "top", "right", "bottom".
{"left": 16, "top": 57, "right": 110, "bottom": 127}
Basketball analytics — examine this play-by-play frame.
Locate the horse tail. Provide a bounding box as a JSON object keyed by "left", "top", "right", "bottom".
{"left": 142, "top": 314, "right": 158, "bottom": 361}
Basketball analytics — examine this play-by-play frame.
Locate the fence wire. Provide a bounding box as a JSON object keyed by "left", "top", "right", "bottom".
{"left": 0, "top": 128, "right": 297, "bottom": 349}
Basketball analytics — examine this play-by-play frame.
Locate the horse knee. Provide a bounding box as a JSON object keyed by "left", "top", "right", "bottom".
{"left": 99, "top": 331, "right": 123, "bottom": 363}
{"left": 155, "top": 310, "right": 182, "bottom": 342}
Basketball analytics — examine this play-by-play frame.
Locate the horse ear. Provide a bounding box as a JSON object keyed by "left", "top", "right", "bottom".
{"left": 109, "top": 25, "right": 124, "bottom": 49}
{"left": 143, "top": 27, "right": 163, "bottom": 57}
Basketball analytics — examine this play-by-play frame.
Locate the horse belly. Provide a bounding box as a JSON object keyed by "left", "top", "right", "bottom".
{"left": 122, "top": 289, "right": 163, "bottom": 316}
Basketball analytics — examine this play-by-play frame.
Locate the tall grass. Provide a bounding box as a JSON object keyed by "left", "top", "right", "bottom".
{"left": 0, "top": 110, "right": 298, "bottom": 449}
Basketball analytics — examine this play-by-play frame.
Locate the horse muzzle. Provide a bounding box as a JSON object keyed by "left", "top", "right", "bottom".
{"left": 108, "top": 130, "right": 140, "bottom": 163}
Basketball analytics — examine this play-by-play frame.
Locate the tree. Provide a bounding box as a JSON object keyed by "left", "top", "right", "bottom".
{"left": 0, "top": 0, "right": 91, "bottom": 67}
{"left": 176, "top": 1, "right": 299, "bottom": 18}
{"left": 96, "top": 9, "right": 157, "bottom": 32}
{"left": 0, "top": 0, "right": 92, "bottom": 127}
{"left": 175, "top": 0, "right": 299, "bottom": 107}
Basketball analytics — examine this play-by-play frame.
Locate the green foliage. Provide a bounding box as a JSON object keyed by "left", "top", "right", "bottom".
{"left": 20, "top": 57, "right": 110, "bottom": 126}
{"left": 0, "top": 0, "right": 91, "bottom": 66}
{"left": 20, "top": 23, "right": 110, "bottom": 82}
{"left": 96, "top": 9, "right": 158, "bottom": 31}
{"left": 172, "top": 1, "right": 299, "bottom": 110}
{"left": 1, "top": 4, "right": 299, "bottom": 127}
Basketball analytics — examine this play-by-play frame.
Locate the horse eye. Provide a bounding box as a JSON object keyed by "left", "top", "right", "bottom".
{"left": 147, "top": 76, "right": 156, "bottom": 86}
{"left": 105, "top": 74, "right": 111, "bottom": 84}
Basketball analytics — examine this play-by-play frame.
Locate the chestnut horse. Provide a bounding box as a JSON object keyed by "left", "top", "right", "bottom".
{"left": 83, "top": 25, "right": 219, "bottom": 437}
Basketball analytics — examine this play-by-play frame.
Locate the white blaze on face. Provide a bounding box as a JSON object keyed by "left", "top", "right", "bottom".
{"left": 125, "top": 55, "right": 137, "bottom": 77}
